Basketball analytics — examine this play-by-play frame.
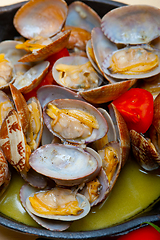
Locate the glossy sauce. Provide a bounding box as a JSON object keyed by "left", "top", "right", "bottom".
{"left": 0, "top": 158, "right": 160, "bottom": 231}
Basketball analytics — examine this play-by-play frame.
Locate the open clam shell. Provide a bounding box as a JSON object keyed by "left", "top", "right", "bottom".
{"left": 43, "top": 98, "right": 108, "bottom": 144}
{"left": 25, "top": 186, "right": 91, "bottom": 221}
{"left": 29, "top": 143, "right": 101, "bottom": 186}
{"left": 101, "top": 5, "right": 160, "bottom": 45}
{"left": 130, "top": 129, "right": 160, "bottom": 171}
{"left": 20, "top": 184, "right": 71, "bottom": 231}
{"left": 102, "top": 46, "right": 160, "bottom": 80}
{"left": 26, "top": 96, "right": 43, "bottom": 152}
{"left": 52, "top": 55, "right": 102, "bottom": 91}
{"left": 13, "top": 0, "right": 68, "bottom": 39}
{"left": 18, "top": 30, "right": 71, "bottom": 63}
{"left": 13, "top": 61, "right": 49, "bottom": 93}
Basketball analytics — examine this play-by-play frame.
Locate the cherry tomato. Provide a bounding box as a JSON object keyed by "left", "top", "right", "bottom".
{"left": 117, "top": 225, "right": 160, "bottom": 240}
{"left": 112, "top": 88, "right": 154, "bottom": 133}
{"left": 23, "top": 47, "right": 69, "bottom": 101}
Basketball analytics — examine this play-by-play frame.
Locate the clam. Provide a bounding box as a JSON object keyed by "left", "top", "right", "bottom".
{"left": 13, "top": 0, "right": 68, "bottom": 39}
{"left": 43, "top": 98, "right": 108, "bottom": 144}
{"left": 0, "top": 109, "right": 30, "bottom": 173}
{"left": 13, "top": 61, "right": 50, "bottom": 93}
{"left": 20, "top": 184, "right": 71, "bottom": 231}
{"left": 29, "top": 143, "right": 101, "bottom": 186}
{"left": 98, "top": 141, "right": 121, "bottom": 191}
{"left": 52, "top": 55, "right": 102, "bottom": 91}
{"left": 17, "top": 30, "right": 71, "bottom": 63}
{"left": 130, "top": 129, "right": 160, "bottom": 171}
{"left": 25, "top": 186, "right": 90, "bottom": 221}
{"left": 102, "top": 45, "right": 160, "bottom": 80}
{"left": 80, "top": 168, "right": 109, "bottom": 207}
{"left": 87, "top": 5, "right": 160, "bottom": 81}
{"left": 26, "top": 96, "right": 43, "bottom": 152}
{"left": 81, "top": 141, "right": 121, "bottom": 207}
{"left": 0, "top": 40, "right": 31, "bottom": 75}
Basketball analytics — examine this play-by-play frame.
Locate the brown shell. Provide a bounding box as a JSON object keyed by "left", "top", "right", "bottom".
{"left": 10, "top": 83, "right": 30, "bottom": 134}
{"left": 0, "top": 109, "right": 27, "bottom": 172}
{"left": 13, "top": 0, "right": 68, "bottom": 39}
{"left": 79, "top": 79, "right": 137, "bottom": 104}
{"left": 152, "top": 92, "right": 160, "bottom": 133}
{"left": 130, "top": 129, "right": 160, "bottom": 171}
{"left": 18, "top": 30, "right": 71, "bottom": 63}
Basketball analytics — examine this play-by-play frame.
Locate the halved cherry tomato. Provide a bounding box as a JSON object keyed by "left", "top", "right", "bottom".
{"left": 112, "top": 88, "right": 154, "bottom": 133}
{"left": 117, "top": 225, "right": 160, "bottom": 240}
{"left": 23, "top": 47, "right": 69, "bottom": 101}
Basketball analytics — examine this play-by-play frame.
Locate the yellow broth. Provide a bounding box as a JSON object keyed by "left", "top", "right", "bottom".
{"left": 0, "top": 158, "right": 160, "bottom": 231}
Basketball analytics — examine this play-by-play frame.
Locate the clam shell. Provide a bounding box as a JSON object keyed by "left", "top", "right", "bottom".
{"left": 18, "top": 30, "right": 71, "bottom": 63}
{"left": 20, "top": 184, "right": 71, "bottom": 230}
{"left": 79, "top": 79, "right": 137, "bottom": 104}
{"left": 43, "top": 98, "right": 108, "bottom": 144}
{"left": 65, "top": 1, "right": 101, "bottom": 32}
{"left": 52, "top": 55, "right": 102, "bottom": 91}
{"left": 26, "top": 97, "right": 43, "bottom": 151}
{"left": 102, "top": 46, "right": 160, "bottom": 80}
{"left": 13, "top": 0, "right": 68, "bottom": 39}
{"left": 0, "top": 109, "right": 27, "bottom": 172}
{"left": 101, "top": 5, "right": 160, "bottom": 45}
{"left": 130, "top": 129, "right": 160, "bottom": 171}
{"left": 25, "top": 187, "right": 91, "bottom": 221}
{"left": 10, "top": 83, "right": 30, "bottom": 134}
{"left": 98, "top": 141, "right": 122, "bottom": 191}
{"left": 13, "top": 61, "right": 49, "bottom": 93}
{"left": 29, "top": 143, "right": 101, "bottom": 186}
{"left": 80, "top": 167, "right": 109, "bottom": 207}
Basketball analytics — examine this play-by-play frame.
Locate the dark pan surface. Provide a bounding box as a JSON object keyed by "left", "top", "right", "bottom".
{"left": 0, "top": 0, "right": 160, "bottom": 239}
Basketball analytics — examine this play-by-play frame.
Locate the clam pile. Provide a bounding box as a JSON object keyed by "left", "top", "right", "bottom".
{"left": 0, "top": 0, "right": 159, "bottom": 231}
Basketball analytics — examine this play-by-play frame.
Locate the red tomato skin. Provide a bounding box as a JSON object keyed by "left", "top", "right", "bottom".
{"left": 112, "top": 88, "right": 154, "bottom": 134}
{"left": 23, "top": 48, "right": 69, "bottom": 101}
{"left": 117, "top": 226, "right": 160, "bottom": 240}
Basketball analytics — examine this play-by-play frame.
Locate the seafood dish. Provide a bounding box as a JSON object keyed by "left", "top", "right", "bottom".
{"left": 0, "top": 0, "right": 159, "bottom": 239}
